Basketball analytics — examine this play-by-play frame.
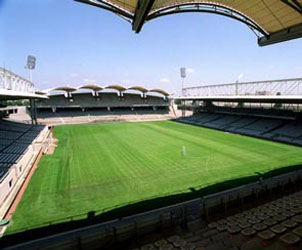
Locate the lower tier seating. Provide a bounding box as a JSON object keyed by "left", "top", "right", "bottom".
{"left": 176, "top": 112, "right": 302, "bottom": 146}
{"left": 0, "top": 119, "right": 45, "bottom": 181}
{"left": 132, "top": 190, "right": 302, "bottom": 250}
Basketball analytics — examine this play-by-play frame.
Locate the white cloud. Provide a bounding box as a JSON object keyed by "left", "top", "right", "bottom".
{"left": 174, "top": 67, "right": 195, "bottom": 75}
{"left": 160, "top": 78, "right": 170, "bottom": 83}
{"left": 83, "top": 78, "right": 96, "bottom": 83}
{"left": 236, "top": 73, "right": 244, "bottom": 82}
{"left": 186, "top": 68, "right": 195, "bottom": 73}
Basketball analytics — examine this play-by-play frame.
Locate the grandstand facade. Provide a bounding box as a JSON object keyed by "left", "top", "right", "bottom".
{"left": 35, "top": 85, "right": 174, "bottom": 125}
{"left": 176, "top": 77, "right": 302, "bottom": 146}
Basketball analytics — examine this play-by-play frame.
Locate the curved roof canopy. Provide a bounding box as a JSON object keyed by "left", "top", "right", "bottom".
{"left": 149, "top": 88, "right": 169, "bottom": 96}
{"left": 105, "top": 84, "right": 127, "bottom": 91}
{"left": 41, "top": 85, "right": 169, "bottom": 96}
{"left": 35, "top": 90, "right": 48, "bottom": 95}
{"left": 75, "top": 0, "right": 302, "bottom": 46}
{"left": 77, "top": 84, "right": 103, "bottom": 91}
{"left": 127, "top": 86, "right": 148, "bottom": 93}
{"left": 52, "top": 86, "right": 77, "bottom": 92}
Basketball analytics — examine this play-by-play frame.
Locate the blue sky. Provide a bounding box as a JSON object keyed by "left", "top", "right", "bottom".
{"left": 0, "top": 0, "right": 301, "bottom": 95}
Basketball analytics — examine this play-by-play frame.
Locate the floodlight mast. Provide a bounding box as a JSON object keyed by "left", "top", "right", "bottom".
{"left": 25, "top": 55, "right": 37, "bottom": 125}
{"left": 29, "top": 69, "right": 33, "bottom": 83}
{"left": 235, "top": 73, "right": 243, "bottom": 96}
{"left": 25, "top": 55, "right": 36, "bottom": 82}
{"left": 180, "top": 67, "right": 186, "bottom": 117}
{"left": 180, "top": 67, "right": 186, "bottom": 96}
{"left": 24, "top": 65, "right": 33, "bottom": 82}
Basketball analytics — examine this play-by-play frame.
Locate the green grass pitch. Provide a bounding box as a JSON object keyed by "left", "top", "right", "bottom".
{"left": 7, "top": 121, "right": 302, "bottom": 233}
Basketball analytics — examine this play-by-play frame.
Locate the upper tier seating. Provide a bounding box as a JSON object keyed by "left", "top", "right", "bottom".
{"left": 37, "top": 93, "right": 168, "bottom": 108}
{"left": 204, "top": 106, "right": 299, "bottom": 119}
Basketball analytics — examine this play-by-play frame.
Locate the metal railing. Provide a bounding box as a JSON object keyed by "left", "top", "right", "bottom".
{"left": 184, "top": 78, "right": 302, "bottom": 97}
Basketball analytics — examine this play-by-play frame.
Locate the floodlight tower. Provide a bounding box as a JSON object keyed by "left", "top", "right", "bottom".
{"left": 235, "top": 73, "right": 243, "bottom": 96}
{"left": 180, "top": 67, "right": 186, "bottom": 117}
{"left": 25, "top": 55, "right": 36, "bottom": 82}
{"left": 25, "top": 55, "right": 37, "bottom": 124}
{"left": 235, "top": 80, "right": 239, "bottom": 96}
{"left": 180, "top": 67, "right": 186, "bottom": 96}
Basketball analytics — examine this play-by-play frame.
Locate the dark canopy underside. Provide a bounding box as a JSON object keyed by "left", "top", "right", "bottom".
{"left": 75, "top": 0, "right": 302, "bottom": 46}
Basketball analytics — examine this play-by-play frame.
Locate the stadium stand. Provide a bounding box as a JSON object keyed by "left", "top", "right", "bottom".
{"left": 0, "top": 119, "right": 46, "bottom": 212}
{"left": 200, "top": 106, "right": 300, "bottom": 120}
{"left": 132, "top": 190, "right": 302, "bottom": 250}
{"left": 176, "top": 110, "right": 302, "bottom": 146}
{"left": 273, "top": 122, "right": 302, "bottom": 138}
{"left": 37, "top": 92, "right": 168, "bottom": 109}
{"left": 35, "top": 92, "right": 173, "bottom": 125}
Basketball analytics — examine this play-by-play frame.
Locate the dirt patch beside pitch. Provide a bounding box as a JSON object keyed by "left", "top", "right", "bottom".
{"left": 45, "top": 137, "right": 58, "bottom": 155}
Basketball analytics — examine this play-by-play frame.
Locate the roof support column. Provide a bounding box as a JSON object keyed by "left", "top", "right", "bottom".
{"left": 132, "top": 0, "right": 155, "bottom": 32}
{"left": 119, "top": 91, "right": 124, "bottom": 101}
{"left": 29, "top": 98, "right": 37, "bottom": 125}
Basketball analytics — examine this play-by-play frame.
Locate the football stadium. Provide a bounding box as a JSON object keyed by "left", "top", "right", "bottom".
{"left": 1, "top": 1, "right": 302, "bottom": 250}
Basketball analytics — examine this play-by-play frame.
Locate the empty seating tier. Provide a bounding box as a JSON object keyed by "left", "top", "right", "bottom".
{"left": 0, "top": 119, "right": 45, "bottom": 182}
{"left": 176, "top": 112, "right": 302, "bottom": 146}
{"left": 132, "top": 190, "right": 302, "bottom": 250}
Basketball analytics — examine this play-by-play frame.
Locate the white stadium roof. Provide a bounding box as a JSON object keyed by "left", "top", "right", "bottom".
{"left": 78, "top": 84, "right": 103, "bottom": 91}
{"left": 0, "top": 67, "right": 48, "bottom": 100}
{"left": 37, "top": 85, "right": 170, "bottom": 97}
{"left": 128, "top": 86, "right": 148, "bottom": 93}
{"left": 0, "top": 89, "right": 48, "bottom": 100}
{"left": 105, "top": 84, "right": 127, "bottom": 92}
